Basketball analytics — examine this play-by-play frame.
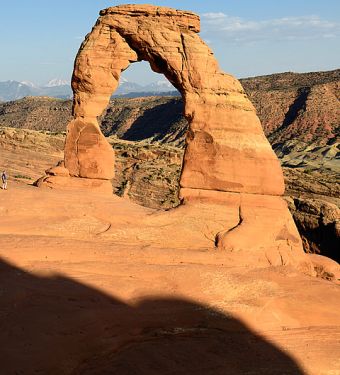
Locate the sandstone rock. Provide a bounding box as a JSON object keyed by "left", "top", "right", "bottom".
{"left": 36, "top": 159, "right": 112, "bottom": 195}
{"left": 40, "top": 4, "right": 310, "bottom": 271}
{"left": 64, "top": 119, "right": 115, "bottom": 179}
{"left": 286, "top": 197, "right": 340, "bottom": 262}
{"left": 180, "top": 188, "right": 312, "bottom": 273}
{"left": 66, "top": 4, "right": 284, "bottom": 195}
{"left": 241, "top": 70, "right": 340, "bottom": 145}
{"left": 309, "top": 254, "right": 340, "bottom": 283}
{"left": 283, "top": 168, "right": 339, "bottom": 198}
{"left": 45, "top": 165, "right": 70, "bottom": 177}
{"left": 35, "top": 174, "right": 112, "bottom": 196}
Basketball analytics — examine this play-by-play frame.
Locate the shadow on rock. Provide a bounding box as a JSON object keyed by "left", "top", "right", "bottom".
{"left": 0, "top": 258, "right": 303, "bottom": 374}
{"left": 121, "top": 98, "right": 186, "bottom": 143}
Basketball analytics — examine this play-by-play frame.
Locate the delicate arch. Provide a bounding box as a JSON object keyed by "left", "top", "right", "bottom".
{"left": 64, "top": 4, "right": 285, "bottom": 197}
{"left": 37, "top": 4, "right": 312, "bottom": 273}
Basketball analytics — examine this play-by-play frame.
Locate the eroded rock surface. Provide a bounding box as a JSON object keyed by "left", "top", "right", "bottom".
{"left": 286, "top": 197, "right": 340, "bottom": 263}
{"left": 39, "top": 4, "right": 310, "bottom": 271}
{"left": 65, "top": 4, "right": 284, "bottom": 195}
{"left": 0, "top": 184, "right": 339, "bottom": 374}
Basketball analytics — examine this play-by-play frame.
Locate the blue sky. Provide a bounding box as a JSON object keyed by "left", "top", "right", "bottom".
{"left": 1, "top": 0, "right": 339, "bottom": 85}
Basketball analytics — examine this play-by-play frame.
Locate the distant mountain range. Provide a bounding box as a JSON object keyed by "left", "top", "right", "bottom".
{"left": 0, "top": 78, "right": 178, "bottom": 102}
{"left": 111, "top": 78, "right": 179, "bottom": 98}
{"left": 0, "top": 80, "right": 72, "bottom": 101}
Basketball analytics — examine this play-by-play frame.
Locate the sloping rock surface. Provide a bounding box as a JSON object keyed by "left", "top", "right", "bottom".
{"left": 43, "top": 4, "right": 309, "bottom": 271}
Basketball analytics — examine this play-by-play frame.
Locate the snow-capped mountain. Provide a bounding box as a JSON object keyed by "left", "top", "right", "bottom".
{"left": 147, "top": 80, "right": 173, "bottom": 89}
{"left": 20, "top": 81, "right": 38, "bottom": 88}
{"left": 0, "top": 78, "right": 178, "bottom": 102}
{"left": 114, "top": 78, "right": 177, "bottom": 97}
{"left": 0, "top": 81, "right": 36, "bottom": 101}
{"left": 44, "top": 78, "right": 70, "bottom": 88}
{"left": 116, "top": 78, "right": 143, "bottom": 94}
{"left": 118, "top": 77, "right": 129, "bottom": 86}
{"left": 0, "top": 80, "right": 72, "bottom": 101}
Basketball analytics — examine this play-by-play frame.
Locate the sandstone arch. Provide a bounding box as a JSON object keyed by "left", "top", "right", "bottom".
{"left": 66, "top": 4, "right": 285, "bottom": 195}
{"left": 39, "top": 5, "right": 312, "bottom": 272}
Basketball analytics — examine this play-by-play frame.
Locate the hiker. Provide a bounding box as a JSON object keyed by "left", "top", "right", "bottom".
{"left": 2, "top": 170, "right": 8, "bottom": 190}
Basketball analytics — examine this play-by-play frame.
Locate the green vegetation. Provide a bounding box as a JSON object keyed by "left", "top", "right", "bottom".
{"left": 14, "top": 174, "right": 32, "bottom": 180}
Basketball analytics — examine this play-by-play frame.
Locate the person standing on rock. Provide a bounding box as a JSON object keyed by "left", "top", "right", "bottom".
{"left": 2, "top": 170, "right": 8, "bottom": 190}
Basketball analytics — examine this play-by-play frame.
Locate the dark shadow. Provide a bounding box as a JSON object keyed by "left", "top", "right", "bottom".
{"left": 282, "top": 87, "right": 309, "bottom": 127}
{"left": 119, "top": 98, "right": 186, "bottom": 143}
{"left": 272, "top": 87, "right": 310, "bottom": 138}
{"left": 0, "top": 258, "right": 304, "bottom": 374}
{"left": 295, "top": 220, "right": 340, "bottom": 263}
{"left": 100, "top": 97, "right": 187, "bottom": 144}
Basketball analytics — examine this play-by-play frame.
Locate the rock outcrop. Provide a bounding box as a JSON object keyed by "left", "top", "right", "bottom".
{"left": 286, "top": 197, "right": 340, "bottom": 262}
{"left": 64, "top": 4, "right": 284, "bottom": 195}
{"left": 0, "top": 96, "right": 72, "bottom": 132}
{"left": 241, "top": 69, "right": 340, "bottom": 145}
{"left": 39, "top": 5, "right": 311, "bottom": 271}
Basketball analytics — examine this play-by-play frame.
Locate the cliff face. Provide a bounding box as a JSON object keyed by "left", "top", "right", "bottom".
{"left": 241, "top": 70, "right": 340, "bottom": 176}
{"left": 241, "top": 69, "right": 340, "bottom": 144}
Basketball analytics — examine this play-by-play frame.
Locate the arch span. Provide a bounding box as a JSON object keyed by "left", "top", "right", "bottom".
{"left": 65, "top": 4, "right": 284, "bottom": 196}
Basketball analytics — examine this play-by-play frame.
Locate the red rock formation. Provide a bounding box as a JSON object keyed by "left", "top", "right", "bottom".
{"left": 241, "top": 70, "right": 340, "bottom": 145}
{"left": 66, "top": 4, "right": 284, "bottom": 195}
{"left": 41, "top": 5, "right": 311, "bottom": 272}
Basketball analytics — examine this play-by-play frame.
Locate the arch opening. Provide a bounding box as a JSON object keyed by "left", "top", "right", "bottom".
{"left": 99, "top": 60, "right": 188, "bottom": 209}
